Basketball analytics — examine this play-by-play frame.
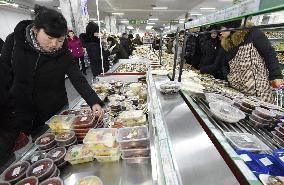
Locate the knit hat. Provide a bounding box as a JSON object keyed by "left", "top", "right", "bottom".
{"left": 86, "top": 21, "right": 99, "bottom": 36}
{"left": 221, "top": 19, "right": 242, "bottom": 29}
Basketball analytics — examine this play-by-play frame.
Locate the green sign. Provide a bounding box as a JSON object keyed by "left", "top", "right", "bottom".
{"left": 129, "top": 20, "right": 148, "bottom": 25}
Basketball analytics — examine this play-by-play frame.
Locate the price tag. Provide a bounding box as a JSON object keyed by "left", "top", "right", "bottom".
{"left": 260, "top": 157, "right": 273, "bottom": 166}
{"left": 31, "top": 155, "right": 39, "bottom": 163}
{"left": 52, "top": 151, "right": 61, "bottom": 158}
{"left": 279, "top": 156, "right": 284, "bottom": 163}
{"left": 32, "top": 165, "right": 44, "bottom": 174}
{"left": 12, "top": 167, "right": 21, "bottom": 176}
{"left": 80, "top": 117, "right": 87, "bottom": 122}
{"left": 240, "top": 154, "right": 252, "bottom": 162}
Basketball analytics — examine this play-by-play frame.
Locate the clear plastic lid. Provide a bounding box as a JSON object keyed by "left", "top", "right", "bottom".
{"left": 209, "top": 102, "right": 246, "bottom": 123}
{"left": 35, "top": 133, "right": 55, "bottom": 148}
{"left": 72, "top": 115, "right": 95, "bottom": 129}
{"left": 205, "top": 93, "right": 234, "bottom": 105}
{"left": 259, "top": 174, "right": 284, "bottom": 185}
{"left": 55, "top": 131, "right": 76, "bottom": 143}
{"left": 64, "top": 144, "right": 94, "bottom": 162}
{"left": 118, "top": 110, "right": 144, "bottom": 121}
{"left": 83, "top": 128, "right": 117, "bottom": 148}
{"left": 116, "top": 126, "right": 149, "bottom": 143}
{"left": 75, "top": 176, "right": 103, "bottom": 185}
{"left": 46, "top": 115, "right": 75, "bottom": 131}
{"left": 224, "top": 132, "right": 270, "bottom": 151}
{"left": 255, "top": 107, "right": 276, "bottom": 119}
{"left": 46, "top": 147, "right": 66, "bottom": 163}
{"left": 1, "top": 161, "right": 30, "bottom": 183}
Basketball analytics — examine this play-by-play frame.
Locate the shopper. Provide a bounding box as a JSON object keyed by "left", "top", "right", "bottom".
{"left": 107, "top": 37, "right": 129, "bottom": 63}
{"left": 199, "top": 25, "right": 221, "bottom": 78}
{"left": 120, "top": 33, "right": 131, "bottom": 55}
{"left": 67, "top": 30, "right": 86, "bottom": 75}
{"left": 133, "top": 34, "right": 143, "bottom": 45}
{"left": 185, "top": 28, "right": 202, "bottom": 69}
{"left": 0, "top": 5, "right": 104, "bottom": 136}
{"left": 152, "top": 36, "right": 161, "bottom": 51}
{"left": 172, "top": 30, "right": 185, "bottom": 61}
{"left": 219, "top": 20, "right": 283, "bottom": 102}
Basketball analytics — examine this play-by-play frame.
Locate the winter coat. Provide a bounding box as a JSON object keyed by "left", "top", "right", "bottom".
{"left": 67, "top": 36, "right": 84, "bottom": 58}
{"left": 152, "top": 39, "right": 161, "bottom": 50}
{"left": 1, "top": 20, "right": 102, "bottom": 134}
{"left": 120, "top": 37, "right": 130, "bottom": 55}
{"left": 133, "top": 38, "right": 143, "bottom": 45}
{"left": 199, "top": 35, "right": 221, "bottom": 77}
{"left": 84, "top": 34, "right": 108, "bottom": 76}
{"left": 109, "top": 41, "right": 129, "bottom": 63}
{"left": 185, "top": 35, "right": 202, "bottom": 69}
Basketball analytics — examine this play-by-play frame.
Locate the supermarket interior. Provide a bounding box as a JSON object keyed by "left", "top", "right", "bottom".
{"left": 2, "top": 0, "right": 284, "bottom": 185}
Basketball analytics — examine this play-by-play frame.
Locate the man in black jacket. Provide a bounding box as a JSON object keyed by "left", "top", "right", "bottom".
{"left": 120, "top": 33, "right": 131, "bottom": 56}
{"left": 107, "top": 37, "right": 129, "bottom": 63}
{"left": 1, "top": 5, "right": 103, "bottom": 136}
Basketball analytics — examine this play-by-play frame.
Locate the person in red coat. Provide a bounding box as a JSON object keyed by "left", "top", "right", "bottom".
{"left": 67, "top": 30, "right": 86, "bottom": 75}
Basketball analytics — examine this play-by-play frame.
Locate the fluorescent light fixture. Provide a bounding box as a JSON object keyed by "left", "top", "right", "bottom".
{"left": 179, "top": 20, "right": 185, "bottom": 23}
{"left": 164, "top": 26, "right": 170, "bottom": 29}
{"left": 127, "top": 26, "right": 134, "bottom": 29}
{"left": 148, "top": 18, "right": 159, "bottom": 21}
{"left": 57, "top": 7, "right": 61, "bottom": 10}
{"left": 30, "top": 9, "right": 34, "bottom": 12}
{"left": 152, "top": 6, "right": 168, "bottom": 10}
{"left": 190, "top": 13, "right": 203, "bottom": 16}
{"left": 146, "top": 26, "right": 153, "bottom": 30}
{"left": 200, "top": 7, "right": 216, "bottom": 10}
{"left": 12, "top": 3, "right": 19, "bottom": 8}
{"left": 147, "top": 22, "right": 156, "bottom": 25}
{"left": 120, "top": 20, "right": 129, "bottom": 23}
{"left": 112, "top": 12, "right": 124, "bottom": 15}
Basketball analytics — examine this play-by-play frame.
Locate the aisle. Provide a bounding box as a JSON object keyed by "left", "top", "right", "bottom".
{"left": 65, "top": 68, "right": 93, "bottom": 104}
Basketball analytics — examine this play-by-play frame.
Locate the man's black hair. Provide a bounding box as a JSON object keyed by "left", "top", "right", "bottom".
{"left": 86, "top": 21, "right": 99, "bottom": 36}
{"left": 34, "top": 5, "right": 67, "bottom": 38}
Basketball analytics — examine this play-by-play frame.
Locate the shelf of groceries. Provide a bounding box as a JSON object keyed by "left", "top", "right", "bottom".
{"left": 3, "top": 44, "right": 284, "bottom": 185}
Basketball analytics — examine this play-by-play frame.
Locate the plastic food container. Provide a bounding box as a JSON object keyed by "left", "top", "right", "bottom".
{"left": 2, "top": 161, "right": 30, "bottom": 184}
{"left": 61, "top": 109, "right": 92, "bottom": 116}
{"left": 15, "top": 176, "right": 39, "bottom": 185}
{"left": 241, "top": 98, "right": 260, "bottom": 110}
{"left": 75, "top": 176, "right": 103, "bottom": 185}
{"left": 46, "top": 115, "right": 75, "bottom": 133}
{"left": 272, "top": 131, "right": 284, "bottom": 147}
{"left": 73, "top": 115, "right": 95, "bottom": 129}
{"left": 275, "top": 127, "right": 284, "bottom": 140}
{"left": 254, "top": 153, "right": 284, "bottom": 176}
{"left": 239, "top": 104, "right": 253, "bottom": 114}
{"left": 117, "top": 126, "right": 150, "bottom": 149}
{"left": 209, "top": 102, "right": 246, "bottom": 123}
{"left": 94, "top": 153, "right": 121, "bottom": 163}
{"left": 93, "top": 144, "right": 119, "bottom": 156}
{"left": 39, "top": 177, "right": 63, "bottom": 185}
{"left": 64, "top": 144, "right": 94, "bottom": 165}
{"left": 46, "top": 147, "right": 66, "bottom": 165}
{"left": 26, "top": 159, "right": 55, "bottom": 182}
{"left": 55, "top": 131, "right": 76, "bottom": 146}
{"left": 271, "top": 110, "right": 284, "bottom": 119}
{"left": 121, "top": 156, "right": 150, "bottom": 164}
{"left": 35, "top": 133, "right": 56, "bottom": 150}
{"left": 254, "top": 107, "right": 276, "bottom": 120}
{"left": 64, "top": 137, "right": 78, "bottom": 148}
{"left": 26, "top": 151, "right": 46, "bottom": 164}
{"left": 273, "top": 149, "right": 284, "bottom": 169}
{"left": 224, "top": 132, "right": 270, "bottom": 152}
{"left": 249, "top": 116, "right": 270, "bottom": 128}
{"left": 121, "top": 148, "right": 150, "bottom": 158}
{"left": 205, "top": 93, "right": 234, "bottom": 105}
{"left": 259, "top": 174, "right": 284, "bottom": 185}
{"left": 238, "top": 151, "right": 269, "bottom": 176}
{"left": 251, "top": 111, "right": 272, "bottom": 124}
{"left": 57, "top": 160, "right": 67, "bottom": 169}
{"left": 83, "top": 128, "right": 117, "bottom": 149}
{"left": 48, "top": 166, "right": 58, "bottom": 178}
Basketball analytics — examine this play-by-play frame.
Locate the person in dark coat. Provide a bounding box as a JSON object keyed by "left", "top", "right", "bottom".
{"left": 199, "top": 25, "right": 221, "bottom": 77}
{"left": 133, "top": 34, "right": 143, "bottom": 45}
{"left": 120, "top": 33, "right": 131, "bottom": 55}
{"left": 128, "top": 34, "right": 135, "bottom": 56}
{"left": 219, "top": 20, "right": 282, "bottom": 102}
{"left": 107, "top": 37, "right": 129, "bottom": 63}
{"left": 152, "top": 37, "right": 161, "bottom": 51}
{"left": 0, "top": 38, "right": 4, "bottom": 51}
{"left": 0, "top": 5, "right": 103, "bottom": 136}
{"left": 84, "top": 21, "right": 108, "bottom": 77}
{"left": 185, "top": 29, "right": 202, "bottom": 69}
{"left": 67, "top": 30, "right": 86, "bottom": 75}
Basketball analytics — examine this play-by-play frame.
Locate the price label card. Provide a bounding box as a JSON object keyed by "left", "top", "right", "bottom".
{"left": 240, "top": 154, "right": 252, "bottom": 162}
{"left": 12, "top": 167, "right": 21, "bottom": 176}
{"left": 52, "top": 151, "right": 61, "bottom": 158}
{"left": 32, "top": 165, "right": 44, "bottom": 174}
{"left": 260, "top": 157, "right": 273, "bottom": 166}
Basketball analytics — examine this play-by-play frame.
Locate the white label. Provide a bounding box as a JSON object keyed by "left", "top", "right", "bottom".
{"left": 240, "top": 154, "right": 252, "bottom": 162}
{"left": 260, "top": 157, "right": 273, "bottom": 166}
{"left": 52, "top": 151, "right": 61, "bottom": 158}
{"left": 31, "top": 155, "right": 39, "bottom": 163}
{"left": 24, "top": 183, "right": 31, "bottom": 185}
{"left": 12, "top": 167, "right": 21, "bottom": 176}
{"left": 32, "top": 165, "right": 44, "bottom": 173}
{"left": 279, "top": 156, "right": 284, "bottom": 163}
{"left": 242, "top": 135, "right": 253, "bottom": 142}
{"left": 80, "top": 117, "right": 87, "bottom": 122}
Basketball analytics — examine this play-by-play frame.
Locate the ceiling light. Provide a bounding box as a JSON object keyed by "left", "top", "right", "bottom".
{"left": 146, "top": 26, "right": 153, "bottom": 30}
{"left": 57, "top": 7, "right": 61, "bottom": 10}
{"left": 127, "top": 26, "right": 134, "bottom": 29}
{"left": 200, "top": 7, "right": 216, "bottom": 10}
{"left": 149, "top": 18, "right": 159, "bottom": 21}
{"left": 12, "top": 3, "right": 19, "bottom": 8}
{"left": 179, "top": 19, "right": 185, "bottom": 23}
{"left": 112, "top": 12, "right": 124, "bottom": 15}
{"left": 30, "top": 9, "right": 34, "bottom": 12}
{"left": 190, "top": 13, "right": 203, "bottom": 16}
{"left": 152, "top": 7, "right": 168, "bottom": 10}
{"left": 121, "top": 20, "right": 129, "bottom": 23}
{"left": 164, "top": 26, "right": 170, "bottom": 29}
{"left": 147, "top": 22, "right": 156, "bottom": 25}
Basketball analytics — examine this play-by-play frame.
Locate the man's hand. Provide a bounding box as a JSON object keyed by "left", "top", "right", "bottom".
{"left": 92, "top": 104, "right": 104, "bottom": 120}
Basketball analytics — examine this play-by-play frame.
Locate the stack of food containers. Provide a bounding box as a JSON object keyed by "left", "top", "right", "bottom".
{"left": 117, "top": 110, "right": 146, "bottom": 127}
{"left": 83, "top": 128, "right": 120, "bottom": 162}
{"left": 64, "top": 144, "right": 94, "bottom": 165}
{"left": 117, "top": 125, "right": 150, "bottom": 163}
